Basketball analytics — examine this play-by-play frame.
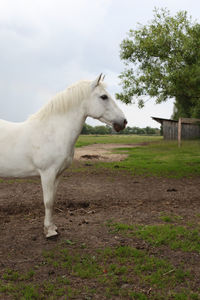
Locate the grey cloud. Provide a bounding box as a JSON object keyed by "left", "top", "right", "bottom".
{"left": 1, "top": 0, "right": 200, "bottom": 126}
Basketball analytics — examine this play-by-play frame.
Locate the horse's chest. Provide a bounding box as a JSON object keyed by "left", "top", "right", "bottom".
{"left": 58, "top": 155, "right": 73, "bottom": 174}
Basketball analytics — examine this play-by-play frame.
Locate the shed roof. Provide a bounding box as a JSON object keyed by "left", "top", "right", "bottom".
{"left": 152, "top": 117, "right": 200, "bottom": 125}
{"left": 151, "top": 117, "right": 177, "bottom": 124}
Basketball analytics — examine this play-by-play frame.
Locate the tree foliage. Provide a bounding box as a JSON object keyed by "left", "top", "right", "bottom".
{"left": 117, "top": 8, "right": 200, "bottom": 118}
{"left": 81, "top": 124, "right": 160, "bottom": 135}
{"left": 81, "top": 124, "right": 112, "bottom": 135}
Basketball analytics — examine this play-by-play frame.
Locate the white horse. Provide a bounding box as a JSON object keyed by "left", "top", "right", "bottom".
{"left": 0, "top": 74, "right": 127, "bottom": 238}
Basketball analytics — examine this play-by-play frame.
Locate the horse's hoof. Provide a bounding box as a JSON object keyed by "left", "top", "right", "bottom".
{"left": 46, "top": 230, "right": 59, "bottom": 239}
{"left": 44, "top": 225, "right": 59, "bottom": 239}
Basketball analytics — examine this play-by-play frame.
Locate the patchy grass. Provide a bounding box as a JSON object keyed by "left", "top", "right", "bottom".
{"left": 108, "top": 220, "right": 200, "bottom": 253}
{"left": 159, "top": 214, "right": 184, "bottom": 223}
{"left": 1, "top": 215, "right": 200, "bottom": 300}
{"left": 97, "top": 139, "right": 200, "bottom": 178}
{"left": 1, "top": 242, "right": 199, "bottom": 299}
{"left": 76, "top": 136, "right": 200, "bottom": 178}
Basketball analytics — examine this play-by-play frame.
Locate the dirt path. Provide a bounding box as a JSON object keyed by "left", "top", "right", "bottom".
{"left": 74, "top": 143, "right": 142, "bottom": 162}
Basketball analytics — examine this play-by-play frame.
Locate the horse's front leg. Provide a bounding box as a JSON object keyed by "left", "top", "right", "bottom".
{"left": 40, "top": 171, "right": 60, "bottom": 238}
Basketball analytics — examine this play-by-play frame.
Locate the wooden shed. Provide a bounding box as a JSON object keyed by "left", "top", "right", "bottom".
{"left": 152, "top": 117, "right": 200, "bottom": 140}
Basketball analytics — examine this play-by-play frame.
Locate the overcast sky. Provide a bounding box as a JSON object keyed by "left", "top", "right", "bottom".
{"left": 0, "top": 0, "right": 200, "bottom": 128}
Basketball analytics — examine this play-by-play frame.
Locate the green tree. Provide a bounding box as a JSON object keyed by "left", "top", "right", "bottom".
{"left": 117, "top": 8, "right": 200, "bottom": 118}
{"left": 81, "top": 124, "right": 93, "bottom": 134}
{"left": 93, "top": 125, "right": 112, "bottom": 135}
{"left": 81, "top": 124, "right": 112, "bottom": 135}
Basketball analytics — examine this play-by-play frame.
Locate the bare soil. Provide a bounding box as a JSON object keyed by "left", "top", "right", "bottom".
{"left": 74, "top": 143, "right": 136, "bottom": 161}
{"left": 0, "top": 143, "right": 200, "bottom": 298}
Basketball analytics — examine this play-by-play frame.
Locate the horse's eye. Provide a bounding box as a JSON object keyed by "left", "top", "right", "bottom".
{"left": 100, "top": 94, "right": 108, "bottom": 100}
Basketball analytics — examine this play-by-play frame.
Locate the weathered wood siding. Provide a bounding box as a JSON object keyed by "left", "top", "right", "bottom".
{"left": 163, "top": 120, "right": 200, "bottom": 140}
{"left": 163, "top": 121, "right": 178, "bottom": 140}
{"left": 181, "top": 123, "right": 200, "bottom": 139}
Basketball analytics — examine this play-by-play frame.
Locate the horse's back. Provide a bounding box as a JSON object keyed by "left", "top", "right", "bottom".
{"left": 0, "top": 119, "right": 37, "bottom": 177}
{"left": 0, "top": 118, "right": 22, "bottom": 134}
{"left": 0, "top": 119, "right": 26, "bottom": 147}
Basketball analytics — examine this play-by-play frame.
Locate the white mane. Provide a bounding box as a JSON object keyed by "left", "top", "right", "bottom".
{"left": 29, "top": 80, "right": 92, "bottom": 120}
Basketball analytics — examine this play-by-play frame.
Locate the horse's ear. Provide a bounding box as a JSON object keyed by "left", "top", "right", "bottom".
{"left": 91, "top": 73, "right": 102, "bottom": 89}
{"left": 102, "top": 74, "right": 105, "bottom": 81}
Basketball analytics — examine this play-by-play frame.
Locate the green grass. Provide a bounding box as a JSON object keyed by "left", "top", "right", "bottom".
{"left": 136, "top": 224, "right": 200, "bottom": 252}
{"left": 2, "top": 269, "right": 35, "bottom": 281}
{"left": 1, "top": 243, "right": 198, "bottom": 299}
{"left": 94, "top": 139, "right": 200, "bottom": 178}
{"left": 108, "top": 221, "right": 200, "bottom": 253}
{"left": 75, "top": 136, "right": 200, "bottom": 178}
{"left": 98, "top": 245, "right": 191, "bottom": 296}
{"left": 1, "top": 223, "right": 200, "bottom": 300}
{"left": 76, "top": 134, "right": 161, "bottom": 147}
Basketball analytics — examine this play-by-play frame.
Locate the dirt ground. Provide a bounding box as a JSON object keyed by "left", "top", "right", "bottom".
{"left": 74, "top": 143, "right": 136, "bottom": 162}
{"left": 0, "top": 143, "right": 200, "bottom": 298}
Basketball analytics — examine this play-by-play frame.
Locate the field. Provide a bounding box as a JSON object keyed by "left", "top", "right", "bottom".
{"left": 0, "top": 135, "right": 200, "bottom": 299}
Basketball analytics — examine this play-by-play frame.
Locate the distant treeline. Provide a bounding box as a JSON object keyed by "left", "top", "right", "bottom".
{"left": 81, "top": 124, "right": 160, "bottom": 135}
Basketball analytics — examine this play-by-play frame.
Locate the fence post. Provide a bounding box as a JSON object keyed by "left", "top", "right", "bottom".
{"left": 178, "top": 118, "right": 182, "bottom": 147}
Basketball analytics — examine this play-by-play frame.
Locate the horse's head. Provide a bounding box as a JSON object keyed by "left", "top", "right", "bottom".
{"left": 87, "top": 74, "right": 127, "bottom": 132}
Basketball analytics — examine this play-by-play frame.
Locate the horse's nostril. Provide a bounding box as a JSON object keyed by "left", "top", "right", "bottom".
{"left": 124, "top": 119, "right": 128, "bottom": 126}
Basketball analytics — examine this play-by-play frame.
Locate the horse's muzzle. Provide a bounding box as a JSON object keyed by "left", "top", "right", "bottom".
{"left": 113, "top": 119, "right": 127, "bottom": 132}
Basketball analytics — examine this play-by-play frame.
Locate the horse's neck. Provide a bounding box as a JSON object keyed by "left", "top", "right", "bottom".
{"left": 64, "top": 108, "right": 86, "bottom": 146}
{"left": 42, "top": 107, "right": 86, "bottom": 150}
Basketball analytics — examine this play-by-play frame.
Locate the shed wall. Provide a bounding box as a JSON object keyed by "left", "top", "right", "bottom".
{"left": 163, "top": 121, "right": 200, "bottom": 140}
{"left": 163, "top": 121, "right": 178, "bottom": 140}
{"left": 181, "top": 123, "right": 200, "bottom": 139}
